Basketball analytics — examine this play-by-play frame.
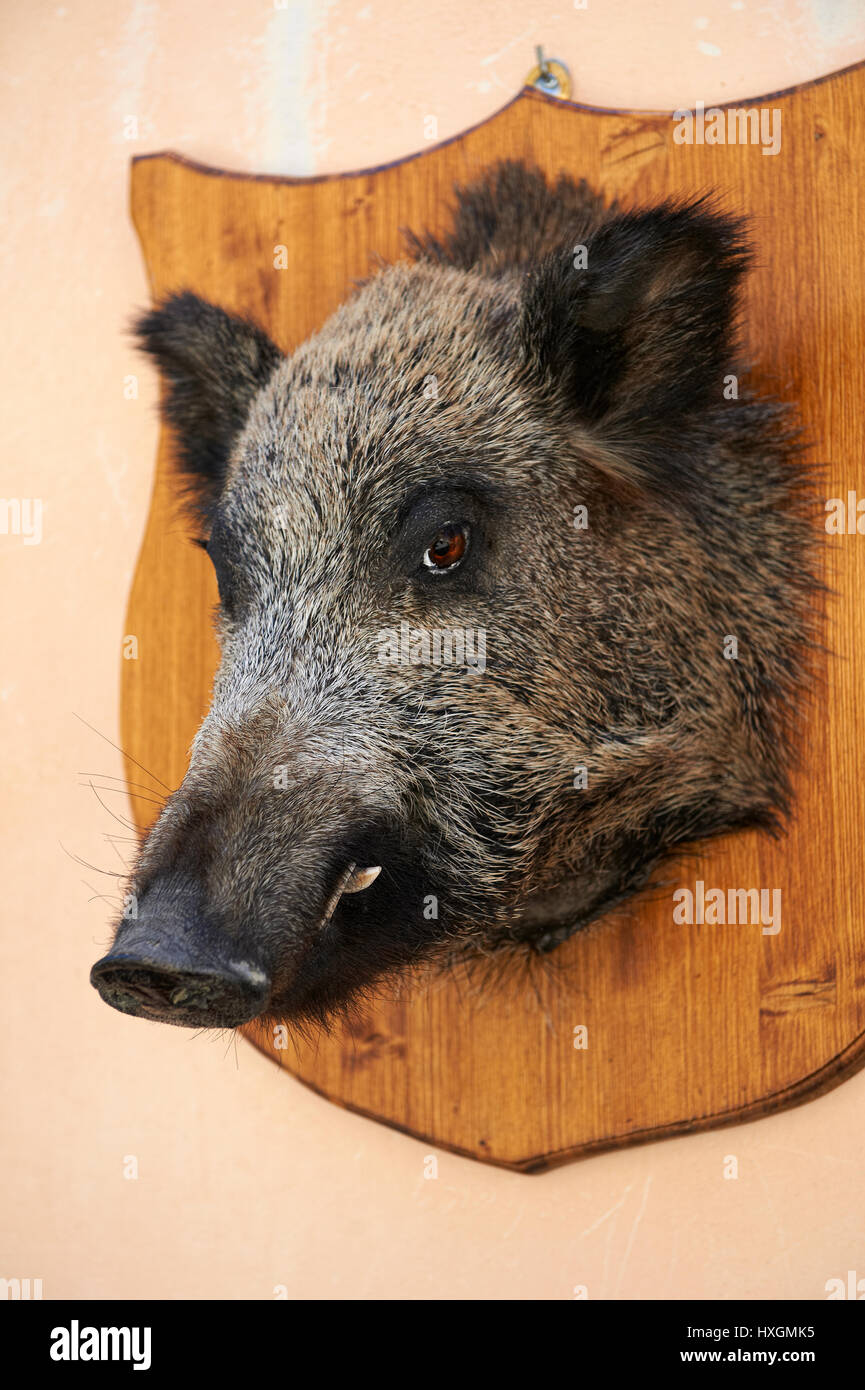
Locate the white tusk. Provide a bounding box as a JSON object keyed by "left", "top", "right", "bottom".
{"left": 318, "top": 863, "right": 382, "bottom": 930}
{"left": 343, "top": 864, "right": 382, "bottom": 893}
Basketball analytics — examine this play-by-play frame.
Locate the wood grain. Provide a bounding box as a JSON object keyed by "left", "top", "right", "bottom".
{"left": 123, "top": 65, "right": 865, "bottom": 1171}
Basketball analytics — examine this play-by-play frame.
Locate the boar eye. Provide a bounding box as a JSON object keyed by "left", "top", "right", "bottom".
{"left": 423, "top": 523, "right": 469, "bottom": 574}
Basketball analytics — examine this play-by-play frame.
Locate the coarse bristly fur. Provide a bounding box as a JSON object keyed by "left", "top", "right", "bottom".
{"left": 97, "top": 159, "right": 818, "bottom": 1031}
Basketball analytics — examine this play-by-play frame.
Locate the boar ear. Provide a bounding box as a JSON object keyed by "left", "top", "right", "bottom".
{"left": 519, "top": 201, "right": 750, "bottom": 492}
{"left": 135, "top": 291, "right": 283, "bottom": 514}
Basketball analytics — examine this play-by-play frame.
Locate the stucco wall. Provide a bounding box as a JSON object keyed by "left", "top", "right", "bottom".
{"left": 2, "top": 0, "right": 864, "bottom": 1299}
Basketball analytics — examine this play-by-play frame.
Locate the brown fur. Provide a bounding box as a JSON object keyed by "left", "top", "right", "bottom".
{"left": 92, "top": 160, "right": 817, "bottom": 1029}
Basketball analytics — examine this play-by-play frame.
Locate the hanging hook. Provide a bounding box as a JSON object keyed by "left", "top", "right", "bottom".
{"left": 526, "top": 45, "right": 572, "bottom": 100}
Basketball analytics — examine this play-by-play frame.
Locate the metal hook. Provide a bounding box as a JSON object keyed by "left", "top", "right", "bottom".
{"left": 526, "top": 46, "right": 572, "bottom": 100}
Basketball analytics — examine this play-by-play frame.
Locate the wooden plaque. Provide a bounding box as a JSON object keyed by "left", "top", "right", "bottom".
{"left": 122, "top": 65, "right": 865, "bottom": 1170}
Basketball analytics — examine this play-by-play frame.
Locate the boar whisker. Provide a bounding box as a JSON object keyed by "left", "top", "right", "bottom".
{"left": 83, "top": 882, "right": 126, "bottom": 908}
{"left": 73, "top": 712, "right": 171, "bottom": 791}
{"left": 103, "top": 837, "right": 138, "bottom": 875}
{"left": 81, "top": 782, "right": 165, "bottom": 809}
{"left": 82, "top": 780, "right": 140, "bottom": 831}
{"left": 61, "top": 843, "right": 127, "bottom": 877}
{"left": 78, "top": 771, "right": 168, "bottom": 804}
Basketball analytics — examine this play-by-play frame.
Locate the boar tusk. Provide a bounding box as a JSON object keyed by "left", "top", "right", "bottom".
{"left": 343, "top": 864, "right": 382, "bottom": 893}
{"left": 318, "top": 863, "right": 382, "bottom": 930}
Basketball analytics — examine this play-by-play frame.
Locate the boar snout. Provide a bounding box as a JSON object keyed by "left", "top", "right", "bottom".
{"left": 90, "top": 873, "right": 271, "bottom": 1028}
{"left": 90, "top": 777, "right": 416, "bottom": 1027}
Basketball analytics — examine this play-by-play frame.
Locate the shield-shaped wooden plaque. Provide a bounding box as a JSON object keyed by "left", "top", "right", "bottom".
{"left": 122, "top": 63, "right": 865, "bottom": 1171}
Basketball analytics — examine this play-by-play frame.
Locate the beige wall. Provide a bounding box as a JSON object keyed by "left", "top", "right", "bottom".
{"left": 3, "top": 0, "right": 865, "bottom": 1300}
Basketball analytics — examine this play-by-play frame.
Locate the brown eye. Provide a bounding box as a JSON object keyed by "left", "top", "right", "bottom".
{"left": 423, "top": 523, "right": 469, "bottom": 573}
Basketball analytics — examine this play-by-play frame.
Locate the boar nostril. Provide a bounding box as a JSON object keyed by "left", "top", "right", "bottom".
{"left": 90, "top": 959, "right": 269, "bottom": 1027}
{"left": 101, "top": 965, "right": 210, "bottom": 1012}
